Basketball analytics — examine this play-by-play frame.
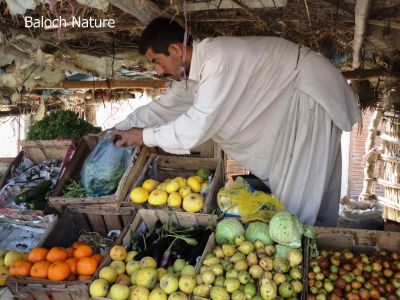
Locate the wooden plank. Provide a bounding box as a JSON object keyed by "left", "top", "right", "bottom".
{"left": 103, "top": 214, "right": 123, "bottom": 231}
{"left": 315, "top": 227, "right": 400, "bottom": 252}
{"left": 87, "top": 214, "right": 107, "bottom": 235}
{"left": 51, "top": 137, "right": 95, "bottom": 197}
{"left": 0, "top": 150, "right": 23, "bottom": 188}
{"left": 115, "top": 146, "right": 150, "bottom": 208}
{"left": 32, "top": 291, "right": 52, "bottom": 300}
{"left": 157, "top": 156, "right": 218, "bottom": 170}
{"left": 44, "top": 79, "right": 167, "bottom": 90}
{"left": 187, "top": 0, "right": 287, "bottom": 11}
{"left": 51, "top": 293, "right": 73, "bottom": 300}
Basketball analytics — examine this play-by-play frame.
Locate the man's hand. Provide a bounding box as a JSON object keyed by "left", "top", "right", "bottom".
{"left": 112, "top": 128, "right": 144, "bottom": 147}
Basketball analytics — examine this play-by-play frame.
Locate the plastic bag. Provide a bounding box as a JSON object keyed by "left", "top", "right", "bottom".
{"left": 81, "top": 131, "right": 133, "bottom": 196}
{"left": 217, "top": 177, "right": 285, "bottom": 222}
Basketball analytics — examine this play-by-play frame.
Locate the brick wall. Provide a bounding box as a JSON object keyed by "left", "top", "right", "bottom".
{"left": 225, "top": 157, "right": 249, "bottom": 183}
{"left": 348, "top": 109, "right": 384, "bottom": 199}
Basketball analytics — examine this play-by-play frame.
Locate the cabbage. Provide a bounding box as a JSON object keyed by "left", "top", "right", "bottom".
{"left": 275, "top": 244, "right": 295, "bottom": 259}
{"left": 245, "top": 222, "right": 273, "bottom": 245}
{"left": 215, "top": 218, "right": 245, "bottom": 245}
{"left": 268, "top": 212, "right": 304, "bottom": 248}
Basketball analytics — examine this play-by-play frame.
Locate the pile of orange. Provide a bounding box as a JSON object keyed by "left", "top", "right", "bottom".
{"left": 8, "top": 241, "right": 103, "bottom": 282}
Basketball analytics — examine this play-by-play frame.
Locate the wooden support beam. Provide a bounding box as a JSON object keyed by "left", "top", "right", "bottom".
{"left": 352, "top": 0, "right": 372, "bottom": 69}
{"left": 187, "top": 0, "right": 287, "bottom": 11}
{"left": 35, "top": 80, "right": 167, "bottom": 90}
{"left": 342, "top": 69, "right": 400, "bottom": 80}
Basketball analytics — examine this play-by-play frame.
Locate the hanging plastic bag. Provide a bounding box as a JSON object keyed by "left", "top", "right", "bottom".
{"left": 217, "top": 177, "right": 285, "bottom": 222}
{"left": 81, "top": 131, "right": 133, "bottom": 196}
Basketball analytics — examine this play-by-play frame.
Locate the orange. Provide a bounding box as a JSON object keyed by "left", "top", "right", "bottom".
{"left": 73, "top": 245, "right": 93, "bottom": 259}
{"left": 65, "top": 257, "right": 79, "bottom": 274}
{"left": 48, "top": 261, "right": 70, "bottom": 281}
{"left": 77, "top": 257, "right": 98, "bottom": 276}
{"left": 30, "top": 261, "right": 50, "bottom": 279}
{"left": 77, "top": 275, "right": 91, "bottom": 281}
{"left": 46, "top": 247, "right": 68, "bottom": 262}
{"left": 66, "top": 247, "right": 74, "bottom": 258}
{"left": 9, "top": 260, "right": 32, "bottom": 277}
{"left": 91, "top": 254, "right": 103, "bottom": 264}
{"left": 72, "top": 241, "right": 87, "bottom": 249}
{"left": 28, "top": 248, "right": 48, "bottom": 263}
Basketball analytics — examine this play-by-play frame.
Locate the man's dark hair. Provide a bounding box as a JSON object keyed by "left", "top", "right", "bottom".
{"left": 139, "top": 18, "right": 189, "bottom": 56}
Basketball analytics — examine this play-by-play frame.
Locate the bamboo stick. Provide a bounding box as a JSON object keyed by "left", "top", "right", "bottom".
{"left": 352, "top": 0, "right": 372, "bottom": 69}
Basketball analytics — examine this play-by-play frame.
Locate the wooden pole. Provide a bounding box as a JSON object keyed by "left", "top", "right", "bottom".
{"left": 352, "top": 0, "right": 371, "bottom": 69}
{"left": 343, "top": 69, "right": 400, "bottom": 80}
{"left": 35, "top": 80, "right": 167, "bottom": 90}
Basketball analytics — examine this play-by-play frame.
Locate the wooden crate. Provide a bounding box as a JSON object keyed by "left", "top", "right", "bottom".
{"left": 304, "top": 227, "right": 400, "bottom": 299}
{"left": 313, "top": 226, "right": 400, "bottom": 252}
{"left": 19, "top": 139, "right": 74, "bottom": 164}
{"left": 0, "top": 140, "right": 74, "bottom": 211}
{"left": 155, "top": 139, "right": 222, "bottom": 159}
{"left": 48, "top": 136, "right": 149, "bottom": 210}
{"left": 6, "top": 206, "right": 136, "bottom": 300}
{"left": 123, "top": 153, "right": 225, "bottom": 213}
{"left": 0, "top": 139, "right": 74, "bottom": 190}
{"left": 91, "top": 209, "right": 217, "bottom": 299}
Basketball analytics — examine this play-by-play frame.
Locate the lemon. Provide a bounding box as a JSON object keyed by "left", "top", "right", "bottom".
{"left": 179, "top": 186, "right": 192, "bottom": 198}
{"left": 130, "top": 187, "right": 149, "bottom": 204}
{"left": 142, "top": 179, "right": 160, "bottom": 192}
{"left": 165, "top": 180, "right": 180, "bottom": 194}
{"left": 182, "top": 193, "right": 204, "bottom": 213}
{"left": 168, "top": 192, "right": 182, "bottom": 208}
{"left": 148, "top": 189, "right": 168, "bottom": 206}
{"left": 174, "top": 177, "right": 187, "bottom": 188}
{"left": 187, "top": 176, "right": 202, "bottom": 193}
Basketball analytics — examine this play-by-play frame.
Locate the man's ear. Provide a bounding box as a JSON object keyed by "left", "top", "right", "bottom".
{"left": 168, "top": 43, "right": 183, "bottom": 57}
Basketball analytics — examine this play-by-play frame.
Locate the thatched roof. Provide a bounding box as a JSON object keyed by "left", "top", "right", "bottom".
{"left": 0, "top": 0, "right": 399, "bottom": 115}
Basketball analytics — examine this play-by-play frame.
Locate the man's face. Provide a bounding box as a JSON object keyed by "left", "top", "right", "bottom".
{"left": 145, "top": 44, "right": 183, "bottom": 81}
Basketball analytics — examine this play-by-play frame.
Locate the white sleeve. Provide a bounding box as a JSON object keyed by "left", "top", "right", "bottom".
{"left": 143, "top": 58, "right": 246, "bottom": 150}
{"left": 114, "top": 81, "right": 195, "bottom": 130}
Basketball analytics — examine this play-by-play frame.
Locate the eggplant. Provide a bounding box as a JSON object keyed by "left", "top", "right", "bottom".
{"left": 186, "top": 229, "right": 213, "bottom": 265}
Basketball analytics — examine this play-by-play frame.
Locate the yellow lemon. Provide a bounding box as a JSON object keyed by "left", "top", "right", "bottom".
{"left": 142, "top": 179, "right": 160, "bottom": 192}
{"left": 194, "top": 175, "right": 204, "bottom": 183}
{"left": 165, "top": 180, "right": 180, "bottom": 194}
{"left": 175, "top": 177, "right": 187, "bottom": 188}
{"left": 187, "top": 176, "right": 202, "bottom": 193}
{"left": 179, "top": 186, "right": 192, "bottom": 198}
{"left": 130, "top": 187, "right": 149, "bottom": 204}
{"left": 182, "top": 193, "right": 204, "bottom": 213}
{"left": 148, "top": 189, "right": 168, "bottom": 206}
{"left": 167, "top": 192, "right": 182, "bottom": 208}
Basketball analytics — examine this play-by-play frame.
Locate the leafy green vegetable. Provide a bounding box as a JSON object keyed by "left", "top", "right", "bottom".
{"left": 215, "top": 218, "right": 245, "bottom": 245}
{"left": 268, "top": 211, "right": 304, "bottom": 248}
{"left": 62, "top": 179, "right": 86, "bottom": 198}
{"left": 245, "top": 222, "right": 273, "bottom": 245}
{"left": 27, "top": 110, "right": 101, "bottom": 141}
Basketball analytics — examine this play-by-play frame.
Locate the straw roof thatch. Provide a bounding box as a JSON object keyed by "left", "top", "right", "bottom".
{"left": 0, "top": 0, "right": 399, "bottom": 116}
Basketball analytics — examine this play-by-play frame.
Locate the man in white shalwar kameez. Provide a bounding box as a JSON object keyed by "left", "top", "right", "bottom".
{"left": 112, "top": 18, "right": 361, "bottom": 226}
